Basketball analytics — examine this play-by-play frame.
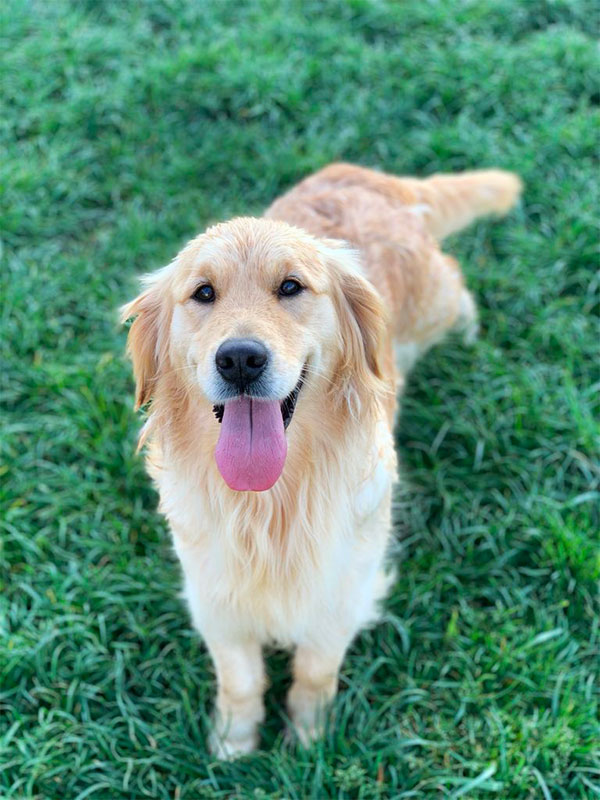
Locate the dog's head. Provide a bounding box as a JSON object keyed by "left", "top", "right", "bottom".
{"left": 122, "top": 218, "right": 388, "bottom": 491}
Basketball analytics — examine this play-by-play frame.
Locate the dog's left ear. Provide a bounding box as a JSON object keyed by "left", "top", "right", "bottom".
{"left": 120, "top": 277, "right": 170, "bottom": 410}
{"left": 323, "top": 243, "right": 389, "bottom": 411}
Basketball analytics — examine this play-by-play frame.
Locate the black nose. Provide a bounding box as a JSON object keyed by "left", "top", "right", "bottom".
{"left": 215, "top": 338, "right": 268, "bottom": 389}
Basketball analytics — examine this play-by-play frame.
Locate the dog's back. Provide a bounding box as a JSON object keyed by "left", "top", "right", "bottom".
{"left": 267, "top": 162, "right": 522, "bottom": 369}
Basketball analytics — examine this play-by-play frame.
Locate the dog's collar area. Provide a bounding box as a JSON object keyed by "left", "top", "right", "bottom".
{"left": 212, "top": 368, "right": 306, "bottom": 430}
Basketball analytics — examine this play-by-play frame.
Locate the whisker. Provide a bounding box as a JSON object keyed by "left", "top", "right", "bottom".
{"left": 299, "top": 364, "right": 336, "bottom": 388}
{"left": 152, "top": 364, "right": 196, "bottom": 379}
{"left": 142, "top": 357, "right": 347, "bottom": 395}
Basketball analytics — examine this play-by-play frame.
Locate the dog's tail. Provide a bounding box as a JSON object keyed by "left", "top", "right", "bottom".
{"left": 406, "top": 169, "right": 523, "bottom": 240}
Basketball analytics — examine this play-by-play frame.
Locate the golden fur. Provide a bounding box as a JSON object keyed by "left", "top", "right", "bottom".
{"left": 122, "top": 162, "right": 521, "bottom": 756}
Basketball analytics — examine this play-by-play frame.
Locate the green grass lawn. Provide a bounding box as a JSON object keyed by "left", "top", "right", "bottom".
{"left": 1, "top": 1, "right": 599, "bottom": 797}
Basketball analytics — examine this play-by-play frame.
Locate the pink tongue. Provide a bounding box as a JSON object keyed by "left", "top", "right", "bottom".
{"left": 215, "top": 397, "right": 287, "bottom": 491}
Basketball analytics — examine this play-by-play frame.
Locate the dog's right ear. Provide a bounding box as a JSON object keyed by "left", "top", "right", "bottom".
{"left": 120, "top": 278, "right": 169, "bottom": 411}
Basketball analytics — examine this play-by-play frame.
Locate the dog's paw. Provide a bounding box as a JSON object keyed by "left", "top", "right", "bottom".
{"left": 286, "top": 705, "right": 326, "bottom": 748}
{"left": 462, "top": 318, "right": 479, "bottom": 345}
{"left": 458, "top": 288, "right": 479, "bottom": 345}
{"left": 209, "top": 730, "right": 258, "bottom": 760}
{"left": 287, "top": 682, "right": 332, "bottom": 748}
{"left": 288, "top": 720, "right": 323, "bottom": 749}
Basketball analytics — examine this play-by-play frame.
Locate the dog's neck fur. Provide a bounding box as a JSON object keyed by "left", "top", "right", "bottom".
{"left": 143, "top": 369, "right": 387, "bottom": 606}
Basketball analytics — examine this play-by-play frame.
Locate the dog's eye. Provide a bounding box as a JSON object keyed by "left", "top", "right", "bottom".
{"left": 278, "top": 278, "right": 303, "bottom": 298}
{"left": 192, "top": 284, "right": 215, "bottom": 303}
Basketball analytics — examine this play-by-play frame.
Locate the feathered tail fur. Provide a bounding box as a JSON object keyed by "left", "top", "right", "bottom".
{"left": 403, "top": 169, "right": 523, "bottom": 239}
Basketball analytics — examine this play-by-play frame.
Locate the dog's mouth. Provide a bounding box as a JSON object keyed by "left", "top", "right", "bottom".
{"left": 212, "top": 367, "right": 306, "bottom": 430}
{"left": 212, "top": 368, "right": 306, "bottom": 492}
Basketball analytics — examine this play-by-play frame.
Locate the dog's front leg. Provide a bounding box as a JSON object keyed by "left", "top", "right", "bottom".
{"left": 287, "top": 636, "right": 349, "bottom": 747}
{"left": 204, "top": 636, "right": 266, "bottom": 759}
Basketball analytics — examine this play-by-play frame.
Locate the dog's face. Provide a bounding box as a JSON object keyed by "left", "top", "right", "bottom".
{"left": 172, "top": 222, "right": 339, "bottom": 412}
{"left": 122, "top": 218, "right": 387, "bottom": 491}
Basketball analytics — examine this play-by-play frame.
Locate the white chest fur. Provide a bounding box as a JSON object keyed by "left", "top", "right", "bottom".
{"left": 153, "top": 420, "right": 397, "bottom": 645}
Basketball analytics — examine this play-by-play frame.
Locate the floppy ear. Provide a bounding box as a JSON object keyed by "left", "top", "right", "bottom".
{"left": 325, "top": 244, "right": 389, "bottom": 412}
{"left": 120, "top": 281, "right": 169, "bottom": 411}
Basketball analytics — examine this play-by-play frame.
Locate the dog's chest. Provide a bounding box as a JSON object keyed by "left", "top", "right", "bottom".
{"left": 157, "top": 428, "right": 396, "bottom": 641}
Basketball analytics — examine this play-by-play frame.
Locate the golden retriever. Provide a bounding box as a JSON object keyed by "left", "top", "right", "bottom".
{"left": 121, "top": 163, "right": 521, "bottom": 757}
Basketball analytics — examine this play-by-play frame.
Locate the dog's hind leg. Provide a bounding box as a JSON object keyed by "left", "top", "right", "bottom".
{"left": 457, "top": 288, "right": 479, "bottom": 345}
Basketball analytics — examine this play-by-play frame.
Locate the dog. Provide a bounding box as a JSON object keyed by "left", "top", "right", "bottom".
{"left": 121, "top": 162, "right": 521, "bottom": 757}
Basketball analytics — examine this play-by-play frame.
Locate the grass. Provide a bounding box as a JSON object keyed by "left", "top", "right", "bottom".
{"left": 1, "top": 0, "right": 598, "bottom": 797}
